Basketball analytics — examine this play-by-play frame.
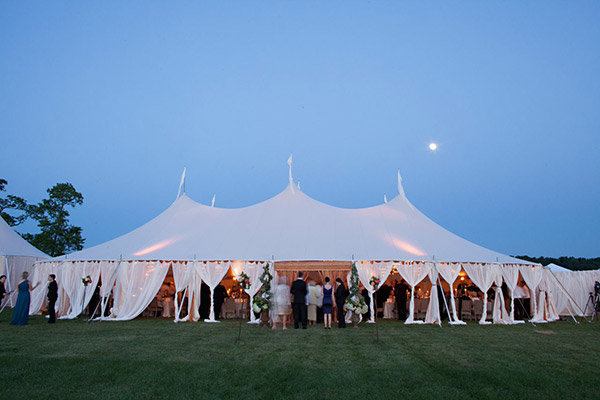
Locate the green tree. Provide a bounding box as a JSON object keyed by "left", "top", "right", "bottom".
{"left": 0, "top": 178, "right": 29, "bottom": 227}
{"left": 23, "top": 183, "right": 85, "bottom": 257}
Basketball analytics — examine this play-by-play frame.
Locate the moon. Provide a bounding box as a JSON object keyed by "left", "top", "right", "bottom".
{"left": 428, "top": 142, "right": 438, "bottom": 151}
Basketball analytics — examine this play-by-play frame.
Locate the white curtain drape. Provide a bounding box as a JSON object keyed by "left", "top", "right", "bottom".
{"left": 356, "top": 261, "right": 394, "bottom": 323}
{"left": 436, "top": 263, "right": 465, "bottom": 325}
{"left": 98, "top": 261, "right": 119, "bottom": 319}
{"left": 194, "top": 261, "right": 231, "bottom": 322}
{"left": 500, "top": 265, "right": 522, "bottom": 323}
{"left": 241, "top": 261, "right": 267, "bottom": 324}
{"left": 546, "top": 270, "right": 578, "bottom": 317}
{"left": 3, "top": 256, "right": 42, "bottom": 307}
{"left": 518, "top": 265, "right": 543, "bottom": 320}
{"left": 463, "top": 264, "right": 496, "bottom": 325}
{"left": 172, "top": 261, "right": 191, "bottom": 322}
{"left": 397, "top": 263, "right": 430, "bottom": 324}
{"left": 492, "top": 265, "right": 510, "bottom": 324}
{"left": 531, "top": 270, "right": 560, "bottom": 323}
{"left": 424, "top": 265, "right": 441, "bottom": 325}
{"left": 29, "top": 261, "right": 56, "bottom": 315}
{"left": 58, "top": 261, "right": 101, "bottom": 319}
{"left": 107, "top": 261, "right": 169, "bottom": 321}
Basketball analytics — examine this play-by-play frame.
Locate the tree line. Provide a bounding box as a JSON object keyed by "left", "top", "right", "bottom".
{"left": 0, "top": 178, "right": 84, "bottom": 257}
{"left": 514, "top": 255, "right": 600, "bottom": 271}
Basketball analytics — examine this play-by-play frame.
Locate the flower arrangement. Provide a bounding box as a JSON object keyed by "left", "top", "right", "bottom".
{"left": 252, "top": 263, "right": 273, "bottom": 313}
{"left": 237, "top": 272, "right": 251, "bottom": 290}
{"left": 344, "top": 263, "right": 368, "bottom": 315}
{"left": 369, "top": 275, "right": 381, "bottom": 291}
{"left": 81, "top": 275, "right": 92, "bottom": 286}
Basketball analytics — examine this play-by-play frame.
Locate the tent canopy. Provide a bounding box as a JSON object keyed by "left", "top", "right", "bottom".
{"left": 56, "top": 179, "right": 532, "bottom": 264}
{"left": 0, "top": 216, "right": 47, "bottom": 258}
{"left": 545, "top": 263, "right": 571, "bottom": 272}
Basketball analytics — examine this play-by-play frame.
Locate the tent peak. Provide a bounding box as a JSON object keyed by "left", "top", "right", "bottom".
{"left": 397, "top": 170, "right": 407, "bottom": 199}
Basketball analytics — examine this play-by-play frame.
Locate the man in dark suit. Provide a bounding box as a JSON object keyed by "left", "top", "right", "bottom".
{"left": 394, "top": 279, "right": 410, "bottom": 321}
{"left": 290, "top": 272, "right": 308, "bottom": 329}
{"left": 213, "top": 284, "right": 229, "bottom": 320}
{"left": 47, "top": 274, "right": 58, "bottom": 324}
{"left": 199, "top": 282, "right": 211, "bottom": 319}
{"left": 335, "top": 278, "right": 348, "bottom": 328}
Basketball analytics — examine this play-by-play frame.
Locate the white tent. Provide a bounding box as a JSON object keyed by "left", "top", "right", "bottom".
{"left": 53, "top": 178, "right": 530, "bottom": 264}
{"left": 0, "top": 217, "right": 48, "bottom": 306}
{"left": 545, "top": 263, "right": 571, "bottom": 272}
{"left": 34, "top": 171, "right": 542, "bottom": 322}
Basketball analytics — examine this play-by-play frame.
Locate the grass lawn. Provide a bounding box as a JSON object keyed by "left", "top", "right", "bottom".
{"left": 0, "top": 312, "right": 598, "bottom": 400}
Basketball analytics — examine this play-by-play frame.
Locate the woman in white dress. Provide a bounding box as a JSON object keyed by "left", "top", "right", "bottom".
{"left": 272, "top": 276, "right": 291, "bottom": 330}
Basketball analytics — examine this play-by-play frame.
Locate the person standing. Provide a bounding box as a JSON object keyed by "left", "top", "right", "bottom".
{"left": 11, "top": 271, "right": 36, "bottom": 326}
{"left": 213, "top": 284, "right": 229, "bottom": 320}
{"left": 321, "top": 278, "right": 334, "bottom": 329}
{"left": 272, "top": 276, "right": 291, "bottom": 330}
{"left": 290, "top": 272, "right": 308, "bottom": 329}
{"left": 47, "top": 274, "right": 58, "bottom": 324}
{"left": 307, "top": 281, "right": 321, "bottom": 326}
{"left": 335, "top": 278, "right": 348, "bottom": 328}
{"left": 394, "top": 279, "right": 410, "bottom": 321}
{"left": 0, "top": 275, "right": 7, "bottom": 307}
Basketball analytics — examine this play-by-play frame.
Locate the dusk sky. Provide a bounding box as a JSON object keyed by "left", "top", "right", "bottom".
{"left": 1, "top": 2, "right": 598, "bottom": 258}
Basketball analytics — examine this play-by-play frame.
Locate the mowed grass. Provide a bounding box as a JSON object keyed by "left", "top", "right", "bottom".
{"left": 0, "top": 312, "right": 598, "bottom": 400}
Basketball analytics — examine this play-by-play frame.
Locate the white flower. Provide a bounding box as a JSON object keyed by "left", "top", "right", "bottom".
{"left": 252, "top": 304, "right": 261, "bottom": 313}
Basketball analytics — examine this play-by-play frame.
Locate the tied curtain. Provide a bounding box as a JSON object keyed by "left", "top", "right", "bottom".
{"left": 532, "top": 270, "right": 560, "bottom": 323}
{"left": 58, "top": 261, "right": 101, "bottom": 319}
{"left": 518, "top": 265, "right": 543, "bottom": 320}
{"left": 463, "top": 264, "right": 496, "bottom": 325}
{"left": 397, "top": 263, "right": 430, "bottom": 324}
{"left": 29, "top": 262, "right": 56, "bottom": 315}
{"left": 492, "top": 266, "right": 510, "bottom": 324}
{"left": 195, "top": 261, "right": 231, "bottom": 322}
{"left": 109, "top": 261, "right": 169, "bottom": 321}
{"left": 424, "top": 265, "right": 441, "bottom": 325}
{"left": 501, "top": 265, "right": 522, "bottom": 323}
{"left": 98, "top": 261, "right": 119, "bottom": 320}
{"left": 436, "top": 263, "right": 465, "bottom": 325}
{"left": 172, "top": 261, "right": 203, "bottom": 323}
{"left": 241, "top": 262, "right": 268, "bottom": 324}
{"left": 356, "top": 261, "right": 393, "bottom": 323}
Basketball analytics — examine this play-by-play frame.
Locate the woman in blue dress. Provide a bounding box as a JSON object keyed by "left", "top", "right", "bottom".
{"left": 11, "top": 271, "right": 35, "bottom": 326}
{"left": 322, "top": 277, "right": 334, "bottom": 329}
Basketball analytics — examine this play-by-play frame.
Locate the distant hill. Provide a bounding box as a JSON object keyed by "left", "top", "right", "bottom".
{"left": 513, "top": 256, "right": 600, "bottom": 271}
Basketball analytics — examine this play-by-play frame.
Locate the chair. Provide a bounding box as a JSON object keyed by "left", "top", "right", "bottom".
{"left": 223, "top": 298, "right": 236, "bottom": 319}
{"left": 418, "top": 299, "right": 429, "bottom": 319}
{"left": 145, "top": 298, "right": 163, "bottom": 317}
{"left": 486, "top": 301, "right": 493, "bottom": 320}
{"left": 472, "top": 299, "right": 483, "bottom": 321}
{"left": 460, "top": 299, "right": 472, "bottom": 321}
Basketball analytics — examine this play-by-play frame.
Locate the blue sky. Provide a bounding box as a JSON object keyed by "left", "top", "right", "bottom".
{"left": 1, "top": 2, "right": 598, "bottom": 257}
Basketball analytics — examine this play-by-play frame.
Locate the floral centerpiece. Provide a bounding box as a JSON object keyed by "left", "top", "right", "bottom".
{"left": 344, "top": 263, "right": 369, "bottom": 324}
{"left": 237, "top": 272, "right": 251, "bottom": 290}
{"left": 81, "top": 275, "right": 92, "bottom": 286}
{"left": 252, "top": 264, "right": 273, "bottom": 316}
{"left": 369, "top": 275, "right": 381, "bottom": 291}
